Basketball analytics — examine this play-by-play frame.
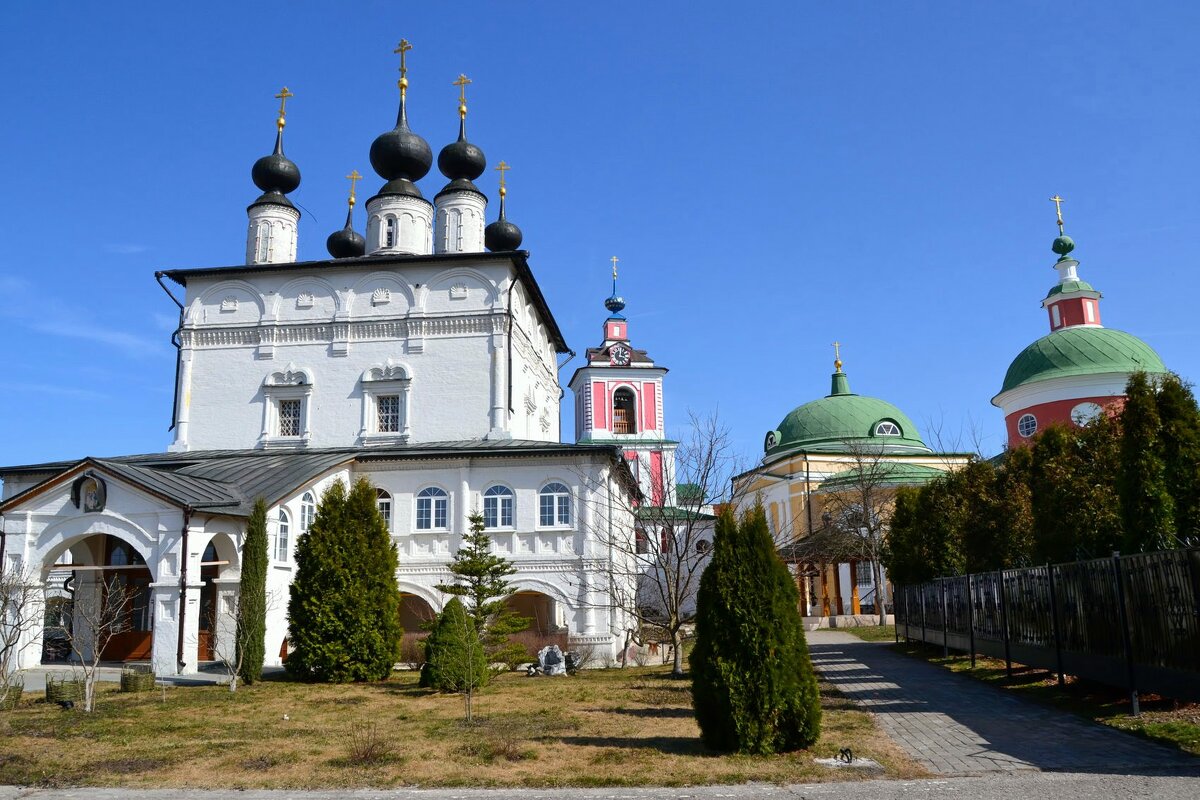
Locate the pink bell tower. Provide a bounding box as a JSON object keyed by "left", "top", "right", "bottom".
{"left": 567, "top": 258, "right": 674, "bottom": 506}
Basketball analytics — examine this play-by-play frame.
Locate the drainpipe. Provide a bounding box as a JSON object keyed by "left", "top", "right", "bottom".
{"left": 506, "top": 279, "right": 516, "bottom": 418}
{"left": 155, "top": 272, "right": 185, "bottom": 433}
{"left": 0, "top": 524, "right": 6, "bottom": 573}
{"left": 556, "top": 350, "right": 576, "bottom": 442}
{"left": 175, "top": 506, "right": 192, "bottom": 673}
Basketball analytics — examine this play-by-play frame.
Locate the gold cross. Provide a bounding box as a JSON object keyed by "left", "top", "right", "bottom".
{"left": 611, "top": 255, "right": 619, "bottom": 281}
{"left": 453, "top": 73, "right": 472, "bottom": 118}
{"left": 495, "top": 160, "right": 510, "bottom": 195}
{"left": 833, "top": 341, "right": 843, "bottom": 370}
{"left": 346, "top": 170, "right": 363, "bottom": 206}
{"left": 395, "top": 39, "right": 412, "bottom": 93}
{"left": 1049, "top": 194, "right": 1066, "bottom": 235}
{"left": 274, "top": 86, "right": 293, "bottom": 130}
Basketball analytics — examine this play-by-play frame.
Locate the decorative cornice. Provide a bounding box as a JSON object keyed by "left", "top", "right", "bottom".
{"left": 181, "top": 312, "right": 506, "bottom": 349}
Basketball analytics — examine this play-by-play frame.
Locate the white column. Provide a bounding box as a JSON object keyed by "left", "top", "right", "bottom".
{"left": 838, "top": 563, "right": 853, "bottom": 617}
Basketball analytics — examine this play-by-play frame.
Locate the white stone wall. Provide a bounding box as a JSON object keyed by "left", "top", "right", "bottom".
{"left": 366, "top": 195, "right": 433, "bottom": 256}
{"left": 172, "top": 259, "right": 561, "bottom": 451}
{"left": 434, "top": 192, "right": 486, "bottom": 254}
{"left": 245, "top": 204, "right": 300, "bottom": 265}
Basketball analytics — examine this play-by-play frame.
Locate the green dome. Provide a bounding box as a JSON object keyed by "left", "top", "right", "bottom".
{"left": 764, "top": 372, "right": 931, "bottom": 456}
{"left": 998, "top": 326, "right": 1167, "bottom": 395}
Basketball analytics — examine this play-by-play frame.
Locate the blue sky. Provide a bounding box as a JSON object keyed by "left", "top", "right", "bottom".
{"left": 1, "top": 1, "right": 1198, "bottom": 469}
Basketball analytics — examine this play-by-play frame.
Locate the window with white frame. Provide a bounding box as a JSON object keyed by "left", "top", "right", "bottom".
{"left": 483, "top": 485, "right": 514, "bottom": 529}
{"left": 376, "top": 488, "right": 393, "bottom": 532}
{"left": 300, "top": 491, "right": 316, "bottom": 533}
{"left": 855, "top": 560, "right": 874, "bottom": 585}
{"left": 416, "top": 487, "right": 448, "bottom": 530}
{"left": 261, "top": 365, "right": 313, "bottom": 447}
{"left": 539, "top": 482, "right": 572, "bottom": 527}
{"left": 276, "top": 509, "right": 291, "bottom": 562}
{"left": 1017, "top": 413, "right": 1038, "bottom": 438}
{"left": 874, "top": 420, "right": 901, "bottom": 437}
{"left": 360, "top": 362, "right": 412, "bottom": 444}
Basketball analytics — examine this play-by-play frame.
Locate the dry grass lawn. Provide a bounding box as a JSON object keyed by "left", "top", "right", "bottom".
{"left": 0, "top": 664, "right": 924, "bottom": 789}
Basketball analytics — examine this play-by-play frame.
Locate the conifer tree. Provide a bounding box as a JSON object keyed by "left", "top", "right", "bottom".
{"left": 1118, "top": 373, "right": 1175, "bottom": 552}
{"left": 287, "top": 479, "right": 401, "bottom": 682}
{"left": 690, "top": 506, "right": 821, "bottom": 754}
{"left": 421, "top": 597, "right": 488, "bottom": 711}
{"left": 987, "top": 445, "right": 1035, "bottom": 569}
{"left": 235, "top": 497, "right": 269, "bottom": 685}
{"left": 883, "top": 486, "right": 925, "bottom": 585}
{"left": 1156, "top": 374, "right": 1200, "bottom": 545}
{"left": 436, "top": 511, "right": 529, "bottom": 667}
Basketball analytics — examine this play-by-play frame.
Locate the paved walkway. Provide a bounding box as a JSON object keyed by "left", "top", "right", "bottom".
{"left": 807, "top": 629, "right": 1199, "bottom": 776}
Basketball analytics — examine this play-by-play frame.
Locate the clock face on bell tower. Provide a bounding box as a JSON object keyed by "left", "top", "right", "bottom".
{"left": 610, "top": 344, "right": 631, "bottom": 366}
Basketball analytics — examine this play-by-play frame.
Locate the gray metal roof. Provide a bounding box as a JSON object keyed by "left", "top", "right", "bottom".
{"left": 0, "top": 440, "right": 627, "bottom": 518}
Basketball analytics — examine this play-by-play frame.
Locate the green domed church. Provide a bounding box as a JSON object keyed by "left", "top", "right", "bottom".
{"left": 992, "top": 200, "right": 1168, "bottom": 443}
{"left": 737, "top": 349, "right": 971, "bottom": 624}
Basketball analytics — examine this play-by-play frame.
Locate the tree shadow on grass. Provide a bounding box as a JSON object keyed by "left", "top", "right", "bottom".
{"left": 556, "top": 735, "right": 715, "bottom": 756}
{"left": 596, "top": 706, "right": 695, "bottom": 719}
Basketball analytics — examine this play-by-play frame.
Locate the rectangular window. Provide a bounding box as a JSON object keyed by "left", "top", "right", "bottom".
{"left": 540, "top": 494, "right": 555, "bottom": 527}
{"left": 278, "top": 399, "right": 302, "bottom": 437}
{"left": 1085, "top": 301, "right": 1095, "bottom": 323}
{"left": 1051, "top": 305, "right": 1061, "bottom": 328}
{"left": 484, "top": 496, "right": 513, "bottom": 528}
{"left": 417, "top": 496, "right": 448, "bottom": 530}
{"left": 377, "top": 395, "right": 400, "bottom": 433}
{"left": 856, "top": 561, "right": 874, "bottom": 585}
{"left": 556, "top": 495, "right": 571, "bottom": 525}
{"left": 377, "top": 498, "right": 392, "bottom": 532}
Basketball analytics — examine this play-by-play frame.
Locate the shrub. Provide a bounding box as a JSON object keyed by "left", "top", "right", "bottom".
{"left": 287, "top": 479, "right": 402, "bottom": 682}
{"left": 690, "top": 506, "right": 821, "bottom": 753}
{"left": 422, "top": 598, "right": 488, "bottom": 694}
{"left": 236, "top": 497, "right": 269, "bottom": 685}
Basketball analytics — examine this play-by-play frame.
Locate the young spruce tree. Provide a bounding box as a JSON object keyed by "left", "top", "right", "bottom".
{"left": 690, "top": 506, "right": 821, "bottom": 754}
{"left": 420, "top": 597, "right": 488, "bottom": 714}
{"left": 1118, "top": 373, "right": 1175, "bottom": 553}
{"left": 287, "top": 479, "right": 401, "bottom": 682}
{"left": 235, "top": 497, "right": 269, "bottom": 685}
{"left": 436, "top": 511, "right": 529, "bottom": 668}
{"left": 1156, "top": 374, "right": 1200, "bottom": 545}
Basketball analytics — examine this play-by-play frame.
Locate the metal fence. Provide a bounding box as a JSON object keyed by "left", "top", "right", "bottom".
{"left": 895, "top": 547, "right": 1200, "bottom": 706}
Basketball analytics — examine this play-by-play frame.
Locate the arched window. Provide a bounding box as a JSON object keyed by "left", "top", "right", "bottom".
{"left": 539, "top": 482, "right": 572, "bottom": 527}
{"left": 256, "top": 222, "right": 272, "bottom": 262}
{"left": 277, "top": 509, "right": 291, "bottom": 562}
{"left": 300, "top": 492, "right": 316, "bottom": 533}
{"left": 659, "top": 525, "right": 675, "bottom": 553}
{"left": 635, "top": 528, "right": 649, "bottom": 554}
{"left": 612, "top": 387, "right": 637, "bottom": 434}
{"left": 874, "top": 420, "right": 902, "bottom": 437}
{"left": 417, "top": 487, "right": 449, "bottom": 530}
{"left": 1017, "top": 413, "right": 1038, "bottom": 438}
{"left": 385, "top": 217, "right": 397, "bottom": 248}
{"left": 483, "top": 485, "right": 514, "bottom": 529}
{"left": 376, "top": 488, "right": 393, "bottom": 533}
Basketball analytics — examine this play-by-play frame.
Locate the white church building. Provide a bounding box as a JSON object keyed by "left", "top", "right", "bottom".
{"left": 0, "top": 47, "right": 681, "bottom": 676}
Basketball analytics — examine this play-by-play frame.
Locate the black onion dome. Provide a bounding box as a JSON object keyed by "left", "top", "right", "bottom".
{"left": 327, "top": 210, "right": 365, "bottom": 258}
{"left": 485, "top": 218, "right": 522, "bottom": 251}
{"left": 369, "top": 101, "right": 432, "bottom": 183}
{"left": 438, "top": 119, "right": 486, "bottom": 180}
{"left": 251, "top": 131, "right": 301, "bottom": 195}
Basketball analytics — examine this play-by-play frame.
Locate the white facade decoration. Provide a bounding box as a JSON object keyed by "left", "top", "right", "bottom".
{"left": 365, "top": 194, "right": 433, "bottom": 256}
{"left": 433, "top": 190, "right": 486, "bottom": 254}
{"left": 245, "top": 203, "right": 300, "bottom": 265}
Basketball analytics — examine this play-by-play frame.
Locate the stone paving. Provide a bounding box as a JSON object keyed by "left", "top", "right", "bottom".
{"left": 807, "top": 629, "right": 1199, "bottom": 776}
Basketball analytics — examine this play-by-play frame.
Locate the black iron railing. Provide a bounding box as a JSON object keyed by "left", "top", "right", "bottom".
{"left": 896, "top": 547, "right": 1200, "bottom": 709}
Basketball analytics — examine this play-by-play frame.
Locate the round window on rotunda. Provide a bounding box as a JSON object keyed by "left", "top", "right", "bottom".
{"left": 1017, "top": 413, "right": 1038, "bottom": 438}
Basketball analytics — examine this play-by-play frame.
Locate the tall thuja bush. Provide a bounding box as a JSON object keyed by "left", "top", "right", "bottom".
{"left": 987, "top": 445, "right": 1035, "bottom": 569}
{"left": 1155, "top": 374, "right": 1200, "bottom": 545}
{"left": 884, "top": 486, "right": 926, "bottom": 585}
{"left": 287, "top": 479, "right": 401, "bottom": 682}
{"left": 690, "top": 506, "right": 820, "bottom": 754}
{"left": 1119, "top": 373, "right": 1175, "bottom": 552}
{"left": 236, "top": 498, "right": 269, "bottom": 685}
{"left": 421, "top": 597, "right": 488, "bottom": 695}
